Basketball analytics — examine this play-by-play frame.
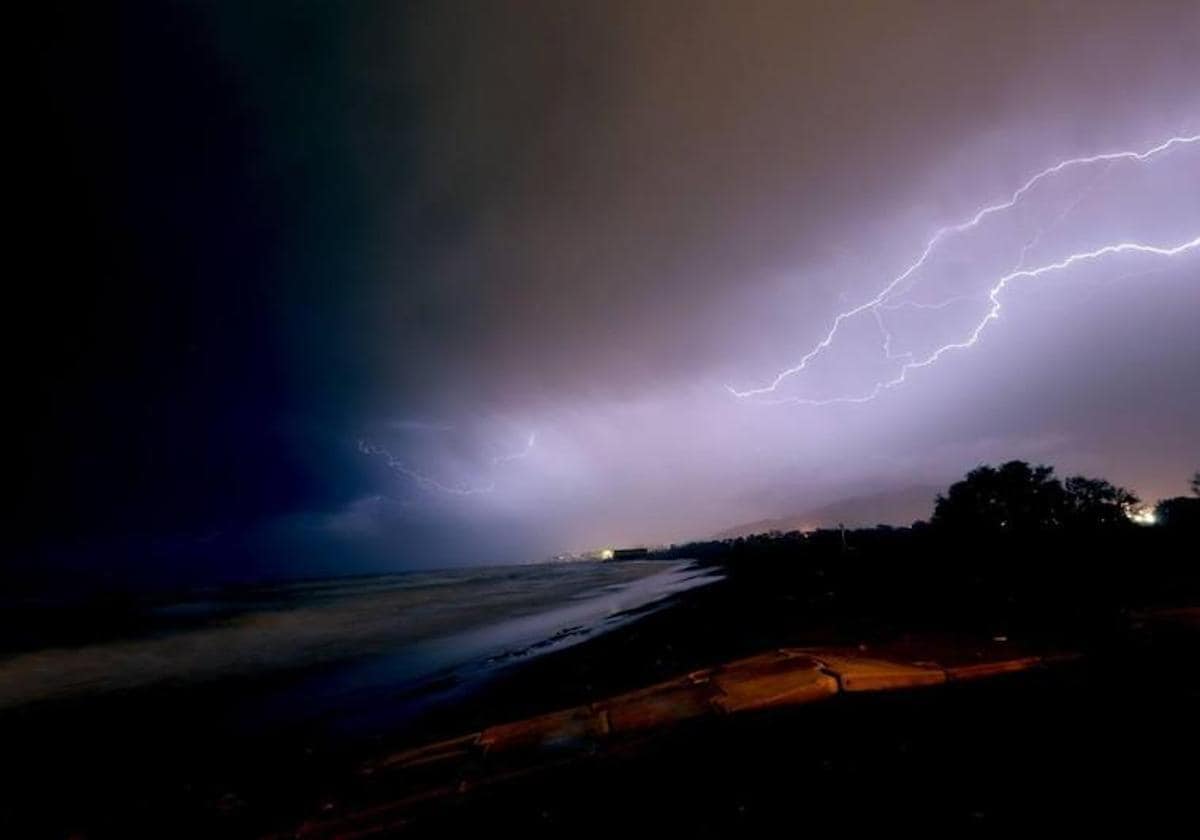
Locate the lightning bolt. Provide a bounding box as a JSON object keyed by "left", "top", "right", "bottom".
{"left": 358, "top": 431, "right": 538, "bottom": 497}
{"left": 727, "top": 132, "right": 1199, "bottom": 400}
{"left": 492, "top": 431, "right": 538, "bottom": 466}
{"left": 867, "top": 196, "right": 1062, "bottom": 384}
{"left": 358, "top": 440, "right": 496, "bottom": 496}
{"left": 879, "top": 294, "right": 982, "bottom": 312}
{"left": 762, "top": 235, "right": 1200, "bottom": 406}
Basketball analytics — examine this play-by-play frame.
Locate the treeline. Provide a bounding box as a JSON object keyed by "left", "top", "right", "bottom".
{"left": 649, "top": 462, "right": 1199, "bottom": 642}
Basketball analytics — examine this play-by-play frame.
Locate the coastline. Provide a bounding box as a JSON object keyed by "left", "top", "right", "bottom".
{"left": 4, "top": 545, "right": 1197, "bottom": 837}
{"left": 0, "top": 559, "right": 716, "bottom": 836}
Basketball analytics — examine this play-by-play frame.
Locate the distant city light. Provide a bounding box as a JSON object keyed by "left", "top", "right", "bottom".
{"left": 1128, "top": 507, "right": 1158, "bottom": 526}
{"left": 598, "top": 548, "right": 615, "bottom": 561}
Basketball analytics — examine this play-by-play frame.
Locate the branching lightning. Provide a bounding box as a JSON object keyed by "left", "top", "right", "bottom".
{"left": 728, "top": 132, "right": 1200, "bottom": 403}
{"left": 492, "top": 432, "right": 538, "bottom": 466}
{"left": 358, "top": 431, "right": 538, "bottom": 497}
{"left": 764, "top": 235, "right": 1200, "bottom": 406}
{"left": 358, "top": 440, "right": 497, "bottom": 496}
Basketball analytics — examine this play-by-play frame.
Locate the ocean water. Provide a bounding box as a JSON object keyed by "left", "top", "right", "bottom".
{"left": 0, "top": 560, "right": 719, "bottom": 737}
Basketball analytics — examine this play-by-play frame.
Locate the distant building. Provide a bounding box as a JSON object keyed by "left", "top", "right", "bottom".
{"left": 610, "top": 547, "right": 649, "bottom": 561}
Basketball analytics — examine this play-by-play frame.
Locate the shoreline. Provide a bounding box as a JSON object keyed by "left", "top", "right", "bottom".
{"left": 3, "top": 542, "right": 1197, "bottom": 837}
{"left": 0, "top": 560, "right": 717, "bottom": 836}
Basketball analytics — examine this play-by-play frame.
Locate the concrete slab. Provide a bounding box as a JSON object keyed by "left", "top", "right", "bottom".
{"left": 804, "top": 651, "right": 947, "bottom": 692}
{"left": 711, "top": 653, "right": 838, "bottom": 713}
{"left": 945, "top": 657, "right": 1043, "bottom": 681}
{"left": 481, "top": 705, "right": 604, "bottom": 752}
{"left": 603, "top": 682, "right": 717, "bottom": 733}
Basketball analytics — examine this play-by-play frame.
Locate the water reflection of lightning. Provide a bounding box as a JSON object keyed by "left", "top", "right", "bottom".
{"left": 728, "top": 132, "right": 1199, "bottom": 401}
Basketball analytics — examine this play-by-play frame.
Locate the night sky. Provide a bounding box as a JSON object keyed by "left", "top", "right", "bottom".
{"left": 11, "top": 1, "right": 1200, "bottom": 588}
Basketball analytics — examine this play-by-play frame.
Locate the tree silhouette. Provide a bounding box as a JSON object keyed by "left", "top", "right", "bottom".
{"left": 1154, "top": 471, "right": 1200, "bottom": 529}
{"left": 932, "top": 461, "right": 1066, "bottom": 533}
{"left": 1155, "top": 496, "right": 1200, "bottom": 529}
{"left": 933, "top": 461, "right": 1138, "bottom": 534}
{"left": 1062, "top": 476, "right": 1139, "bottom": 530}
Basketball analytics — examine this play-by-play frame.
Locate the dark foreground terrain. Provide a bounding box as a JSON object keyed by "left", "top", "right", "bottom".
{"left": 3, "top": 575, "right": 1198, "bottom": 838}
{"left": 4, "top": 465, "right": 1199, "bottom": 837}
{"left": 275, "top": 480, "right": 1200, "bottom": 838}
{"left": 345, "top": 632, "right": 1198, "bottom": 837}
{"left": 278, "top": 569, "right": 1199, "bottom": 837}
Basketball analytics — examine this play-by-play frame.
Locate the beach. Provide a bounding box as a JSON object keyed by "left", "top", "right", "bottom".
{"left": 0, "top": 560, "right": 718, "bottom": 836}
{"left": 3, "top": 544, "right": 1197, "bottom": 837}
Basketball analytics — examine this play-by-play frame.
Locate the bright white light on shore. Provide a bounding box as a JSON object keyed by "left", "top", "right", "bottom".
{"left": 598, "top": 548, "right": 615, "bottom": 560}
{"left": 1128, "top": 507, "right": 1157, "bottom": 526}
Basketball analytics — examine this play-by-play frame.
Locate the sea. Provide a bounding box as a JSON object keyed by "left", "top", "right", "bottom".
{"left": 0, "top": 559, "right": 718, "bottom": 740}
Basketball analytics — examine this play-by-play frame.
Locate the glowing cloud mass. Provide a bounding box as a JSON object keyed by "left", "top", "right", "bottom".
{"left": 728, "top": 133, "right": 1199, "bottom": 405}
{"left": 15, "top": 0, "right": 1200, "bottom": 581}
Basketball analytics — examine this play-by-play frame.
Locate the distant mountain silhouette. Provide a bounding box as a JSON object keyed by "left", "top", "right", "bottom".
{"left": 713, "top": 486, "right": 941, "bottom": 539}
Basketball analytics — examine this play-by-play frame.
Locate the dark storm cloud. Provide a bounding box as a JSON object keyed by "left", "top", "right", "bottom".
{"left": 393, "top": 0, "right": 1198, "bottom": 405}
{"left": 363, "top": 1, "right": 1197, "bottom": 546}
{"left": 11, "top": 2, "right": 410, "bottom": 581}
{"left": 11, "top": 1, "right": 1199, "bottom": 586}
